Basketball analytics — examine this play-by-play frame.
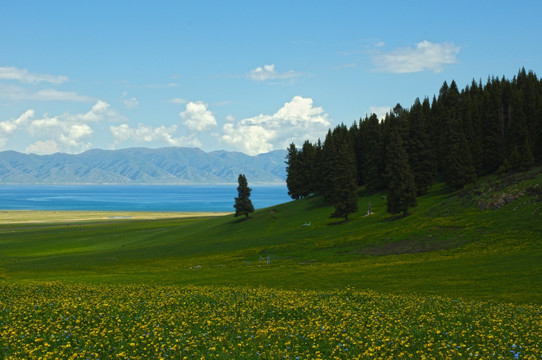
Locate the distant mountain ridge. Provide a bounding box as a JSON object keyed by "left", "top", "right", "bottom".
{"left": 0, "top": 147, "right": 287, "bottom": 184}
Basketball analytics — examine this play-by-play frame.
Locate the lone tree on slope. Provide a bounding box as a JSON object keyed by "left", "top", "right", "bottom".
{"left": 234, "top": 174, "right": 254, "bottom": 219}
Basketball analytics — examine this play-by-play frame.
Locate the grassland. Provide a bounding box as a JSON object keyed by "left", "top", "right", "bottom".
{"left": 2, "top": 168, "right": 542, "bottom": 303}
{"left": 1, "top": 167, "right": 542, "bottom": 358}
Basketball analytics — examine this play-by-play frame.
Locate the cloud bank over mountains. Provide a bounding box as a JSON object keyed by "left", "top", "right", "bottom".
{"left": 1, "top": 38, "right": 461, "bottom": 155}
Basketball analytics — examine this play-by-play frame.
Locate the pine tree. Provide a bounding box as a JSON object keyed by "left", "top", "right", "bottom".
{"left": 234, "top": 174, "right": 254, "bottom": 219}
{"left": 441, "top": 81, "right": 477, "bottom": 189}
{"left": 299, "top": 140, "right": 317, "bottom": 197}
{"left": 285, "top": 143, "right": 303, "bottom": 200}
{"left": 386, "top": 128, "right": 417, "bottom": 217}
{"left": 519, "top": 137, "right": 535, "bottom": 170}
{"left": 361, "top": 114, "right": 385, "bottom": 192}
{"left": 407, "top": 98, "right": 435, "bottom": 195}
{"left": 329, "top": 137, "right": 358, "bottom": 221}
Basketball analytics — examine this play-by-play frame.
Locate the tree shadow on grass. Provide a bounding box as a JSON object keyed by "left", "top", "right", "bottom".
{"left": 327, "top": 219, "right": 350, "bottom": 226}
{"left": 381, "top": 214, "right": 407, "bottom": 223}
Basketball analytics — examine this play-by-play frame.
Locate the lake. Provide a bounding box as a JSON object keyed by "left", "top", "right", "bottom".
{"left": 0, "top": 185, "right": 291, "bottom": 212}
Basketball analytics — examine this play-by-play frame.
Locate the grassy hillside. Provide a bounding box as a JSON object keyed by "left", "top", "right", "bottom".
{"left": 1, "top": 166, "right": 542, "bottom": 303}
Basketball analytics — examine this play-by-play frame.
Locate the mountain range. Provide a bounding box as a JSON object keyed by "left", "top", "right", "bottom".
{"left": 0, "top": 147, "right": 287, "bottom": 184}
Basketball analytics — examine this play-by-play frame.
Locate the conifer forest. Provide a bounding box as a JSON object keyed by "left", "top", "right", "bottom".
{"left": 286, "top": 68, "right": 542, "bottom": 219}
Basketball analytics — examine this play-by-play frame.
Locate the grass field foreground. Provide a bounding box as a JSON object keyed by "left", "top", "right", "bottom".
{"left": 1, "top": 282, "right": 541, "bottom": 359}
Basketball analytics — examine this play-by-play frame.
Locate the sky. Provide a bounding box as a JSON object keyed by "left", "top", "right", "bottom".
{"left": 1, "top": 1, "right": 541, "bottom": 156}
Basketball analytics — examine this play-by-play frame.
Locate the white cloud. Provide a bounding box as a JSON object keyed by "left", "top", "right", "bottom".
{"left": 3, "top": 102, "right": 127, "bottom": 153}
{"left": 0, "top": 85, "right": 94, "bottom": 102}
{"left": 372, "top": 40, "right": 459, "bottom": 73}
{"left": 25, "top": 140, "right": 59, "bottom": 155}
{"left": 368, "top": 106, "right": 392, "bottom": 120}
{"left": 60, "top": 123, "right": 93, "bottom": 144}
{"left": 31, "top": 89, "right": 95, "bottom": 102}
{"left": 29, "top": 116, "right": 60, "bottom": 133}
{"left": 27, "top": 115, "right": 93, "bottom": 153}
{"left": 110, "top": 124, "right": 201, "bottom": 148}
{"left": 180, "top": 101, "right": 217, "bottom": 131}
{"left": 0, "top": 66, "right": 68, "bottom": 84}
{"left": 0, "top": 121, "right": 16, "bottom": 135}
{"left": 221, "top": 96, "right": 330, "bottom": 155}
{"left": 247, "top": 64, "right": 300, "bottom": 82}
{"left": 0, "top": 109, "right": 34, "bottom": 136}
{"left": 26, "top": 102, "right": 116, "bottom": 153}
{"left": 169, "top": 97, "right": 189, "bottom": 104}
{"left": 68, "top": 100, "right": 125, "bottom": 123}
{"left": 123, "top": 97, "right": 138, "bottom": 109}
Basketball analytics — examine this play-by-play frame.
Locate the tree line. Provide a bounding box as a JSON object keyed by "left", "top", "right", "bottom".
{"left": 286, "top": 68, "right": 542, "bottom": 220}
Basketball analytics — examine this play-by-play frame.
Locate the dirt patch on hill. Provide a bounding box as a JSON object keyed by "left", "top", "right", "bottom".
{"left": 359, "top": 236, "right": 469, "bottom": 256}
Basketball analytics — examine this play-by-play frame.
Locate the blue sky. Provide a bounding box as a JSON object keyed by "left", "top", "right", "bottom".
{"left": 1, "top": 1, "right": 541, "bottom": 156}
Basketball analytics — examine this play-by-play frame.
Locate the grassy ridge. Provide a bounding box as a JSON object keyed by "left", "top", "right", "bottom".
{"left": 1, "top": 167, "right": 541, "bottom": 303}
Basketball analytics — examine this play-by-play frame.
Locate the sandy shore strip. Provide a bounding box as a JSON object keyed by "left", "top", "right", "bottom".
{"left": 0, "top": 210, "right": 232, "bottom": 224}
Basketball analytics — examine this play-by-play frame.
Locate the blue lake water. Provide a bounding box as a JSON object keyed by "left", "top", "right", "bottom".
{"left": 0, "top": 185, "right": 291, "bottom": 212}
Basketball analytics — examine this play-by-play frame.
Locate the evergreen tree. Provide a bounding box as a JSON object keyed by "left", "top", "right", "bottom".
{"left": 519, "top": 137, "right": 535, "bottom": 170}
{"left": 441, "top": 81, "right": 477, "bottom": 189}
{"left": 320, "top": 129, "right": 338, "bottom": 203}
{"left": 481, "top": 78, "right": 504, "bottom": 173}
{"left": 234, "top": 174, "right": 254, "bottom": 219}
{"left": 407, "top": 98, "right": 435, "bottom": 195}
{"left": 361, "top": 114, "right": 385, "bottom": 192}
{"left": 299, "top": 140, "right": 317, "bottom": 197}
{"left": 506, "top": 145, "right": 521, "bottom": 171}
{"left": 444, "top": 130, "right": 477, "bottom": 189}
{"left": 285, "top": 143, "right": 303, "bottom": 199}
{"left": 329, "top": 136, "right": 358, "bottom": 221}
{"left": 386, "top": 128, "right": 417, "bottom": 217}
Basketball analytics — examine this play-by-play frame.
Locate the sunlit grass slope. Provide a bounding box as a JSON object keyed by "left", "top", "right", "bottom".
{"left": 1, "top": 167, "right": 541, "bottom": 303}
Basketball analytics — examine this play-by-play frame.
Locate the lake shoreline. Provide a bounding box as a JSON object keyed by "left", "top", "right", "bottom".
{"left": 0, "top": 210, "right": 232, "bottom": 224}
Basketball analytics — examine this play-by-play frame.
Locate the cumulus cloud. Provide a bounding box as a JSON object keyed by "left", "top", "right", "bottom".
{"left": 60, "top": 123, "right": 93, "bottom": 148}
{"left": 69, "top": 100, "right": 125, "bottom": 123}
{"left": 180, "top": 101, "right": 217, "bottom": 131}
{"left": 110, "top": 124, "right": 202, "bottom": 148}
{"left": 221, "top": 96, "right": 330, "bottom": 155}
{"left": 2, "top": 101, "right": 128, "bottom": 154}
{"left": 0, "top": 66, "right": 68, "bottom": 84}
{"left": 248, "top": 64, "right": 300, "bottom": 82}
{"left": 27, "top": 114, "right": 93, "bottom": 153}
{"left": 0, "top": 109, "right": 34, "bottom": 136}
{"left": 25, "top": 140, "right": 59, "bottom": 155}
{"left": 372, "top": 40, "right": 459, "bottom": 73}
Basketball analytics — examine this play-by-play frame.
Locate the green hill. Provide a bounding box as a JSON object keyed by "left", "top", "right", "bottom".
{"left": 1, "top": 167, "right": 541, "bottom": 303}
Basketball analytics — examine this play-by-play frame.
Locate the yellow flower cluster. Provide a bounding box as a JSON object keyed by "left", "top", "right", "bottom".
{"left": 1, "top": 283, "right": 541, "bottom": 359}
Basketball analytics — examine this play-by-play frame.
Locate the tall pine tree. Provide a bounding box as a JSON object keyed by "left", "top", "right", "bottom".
{"left": 407, "top": 98, "right": 435, "bottom": 195}
{"left": 285, "top": 143, "right": 303, "bottom": 199}
{"left": 329, "top": 136, "right": 359, "bottom": 221}
{"left": 234, "top": 174, "right": 254, "bottom": 219}
{"left": 386, "top": 127, "right": 417, "bottom": 217}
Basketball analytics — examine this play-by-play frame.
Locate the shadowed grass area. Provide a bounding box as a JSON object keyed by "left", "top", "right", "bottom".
{"left": 1, "top": 167, "right": 541, "bottom": 303}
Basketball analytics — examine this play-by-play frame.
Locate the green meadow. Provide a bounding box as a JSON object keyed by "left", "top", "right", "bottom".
{"left": 2, "top": 168, "right": 542, "bottom": 359}
{"left": 2, "top": 167, "right": 541, "bottom": 304}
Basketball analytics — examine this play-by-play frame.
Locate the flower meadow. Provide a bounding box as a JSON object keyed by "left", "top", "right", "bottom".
{"left": 1, "top": 283, "right": 541, "bottom": 359}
